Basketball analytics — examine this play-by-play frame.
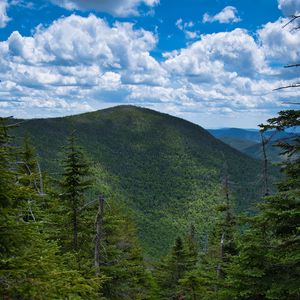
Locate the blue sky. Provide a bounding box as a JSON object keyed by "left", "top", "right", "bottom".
{"left": 0, "top": 0, "right": 299, "bottom": 128}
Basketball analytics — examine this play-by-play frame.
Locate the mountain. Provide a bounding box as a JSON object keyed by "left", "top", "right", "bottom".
{"left": 208, "top": 128, "right": 262, "bottom": 143}
{"left": 209, "top": 128, "right": 298, "bottom": 162}
{"left": 12, "top": 106, "right": 272, "bottom": 257}
{"left": 243, "top": 142, "right": 282, "bottom": 162}
{"left": 214, "top": 136, "right": 257, "bottom": 152}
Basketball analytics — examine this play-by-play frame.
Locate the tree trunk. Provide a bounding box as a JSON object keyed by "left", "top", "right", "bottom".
{"left": 73, "top": 206, "right": 78, "bottom": 250}
{"left": 95, "top": 195, "right": 105, "bottom": 275}
{"left": 260, "top": 132, "right": 270, "bottom": 196}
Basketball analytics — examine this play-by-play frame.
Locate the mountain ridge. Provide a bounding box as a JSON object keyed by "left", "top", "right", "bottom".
{"left": 11, "top": 105, "right": 272, "bottom": 257}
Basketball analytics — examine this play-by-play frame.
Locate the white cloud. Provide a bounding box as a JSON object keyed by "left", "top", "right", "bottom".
{"left": 50, "top": 0, "right": 159, "bottom": 17}
{"left": 203, "top": 6, "right": 241, "bottom": 24}
{"left": 164, "top": 29, "right": 267, "bottom": 78}
{"left": 0, "top": 0, "right": 10, "bottom": 28}
{"left": 0, "top": 14, "right": 299, "bottom": 127}
{"left": 0, "top": 14, "right": 167, "bottom": 116}
{"left": 5, "top": 14, "right": 166, "bottom": 85}
{"left": 175, "top": 18, "right": 200, "bottom": 40}
{"left": 278, "top": 0, "right": 300, "bottom": 16}
{"left": 258, "top": 18, "right": 300, "bottom": 67}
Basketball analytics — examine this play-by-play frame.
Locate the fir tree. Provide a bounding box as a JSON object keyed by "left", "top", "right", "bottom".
{"left": 0, "top": 119, "right": 104, "bottom": 299}
{"left": 227, "top": 109, "right": 300, "bottom": 300}
{"left": 59, "top": 131, "right": 91, "bottom": 252}
{"left": 156, "top": 236, "right": 196, "bottom": 299}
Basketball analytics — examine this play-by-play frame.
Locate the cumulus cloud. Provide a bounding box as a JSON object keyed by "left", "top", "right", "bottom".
{"left": 0, "top": 14, "right": 298, "bottom": 126}
{"left": 0, "top": 0, "right": 10, "bottom": 28}
{"left": 0, "top": 14, "right": 167, "bottom": 116}
{"left": 50, "top": 0, "right": 159, "bottom": 17}
{"left": 164, "top": 29, "right": 267, "bottom": 78}
{"left": 5, "top": 14, "right": 166, "bottom": 85}
{"left": 203, "top": 6, "right": 241, "bottom": 24}
{"left": 278, "top": 0, "right": 300, "bottom": 16}
{"left": 258, "top": 18, "right": 300, "bottom": 67}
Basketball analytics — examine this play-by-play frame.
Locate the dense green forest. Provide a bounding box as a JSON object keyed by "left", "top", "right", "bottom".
{"left": 11, "top": 106, "right": 277, "bottom": 257}
{"left": 0, "top": 107, "right": 299, "bottom": 299}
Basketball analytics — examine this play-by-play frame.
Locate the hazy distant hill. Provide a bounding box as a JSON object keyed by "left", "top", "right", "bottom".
{"left": 209, "top": 128, "right": 262, "bottom": 143}
{"left": 13, "top": 106, "right": 273, "bottom": 257}
{"left": 209, "top": 128, "right": 298, "bottom": 162}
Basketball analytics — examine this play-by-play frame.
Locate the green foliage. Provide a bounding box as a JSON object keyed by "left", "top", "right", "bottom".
{"left": 59, "top": 131, "right": 92, "bottom": 252}
{"left": 155, "top": 226, "right": 207, "bottom": 300}
{"left": 0, "top": 118, "right": 105, "bottom": 299}
{"left": 12, "top": 105, "right": 266, "bottom": 257}
{"left": 97, "top": 201, "right": 157, "bottom": 299}
{"left": 226, "top": 109, "right": 300, "bottom": 299}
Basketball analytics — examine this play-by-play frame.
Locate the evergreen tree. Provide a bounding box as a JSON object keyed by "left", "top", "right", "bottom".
{"left": 95, "top": 200, "right": 157, "bottom": 300}
{"left": 156, "top": 236, "right": 196, "bottom": 299}
{"left": 0, "top": 119, "right": 104, "bottom": 299}
{"left": 186, "top": 171, "right": 237, "bottom": 300}
{"left": 0, "top": 117, "right": 15, "bottom": 208}
{"left": 227, "top": 109, "right": 300, "bottom": 299}
{"left": 186, "top": 224, "right": 199, "bottom": 268}
{"left": 59, "top": 131, "right": 91, "bottom": 252}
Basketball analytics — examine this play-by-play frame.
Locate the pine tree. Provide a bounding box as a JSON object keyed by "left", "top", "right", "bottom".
{"left": 95, "top": 200, "right": 157, "bottom": 300}
{"left": 186, "top": 224, "right": 199, "bottom": 268}
{"left": 258, "top": 110, "right": 300, "bottom": 299}
{"left": 0, "top": 120, "right": 103, "bottom": 299}
{"left": 227, "top": 109, "right": 300, "bottom": 300}
{"left": 0, "top": 117, "right": 15, "bottom": 208}
{"left": 59, "top": 131, "right": 91, "bottom": 252}
{"left": 156, "top": 236, "right": 195, "bottom": 299}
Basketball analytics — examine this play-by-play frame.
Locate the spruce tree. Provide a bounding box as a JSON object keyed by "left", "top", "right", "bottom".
{"left": 95, "top": 200, "right": 157, "bottom": 300}
{"left": 0, "top": 120, "right": 103, "bottom": 299}
{"left": 156, "top": 236, "right": 194, "bottom": 299}
{"left": 227, "top": 109, "right": 300, "bottom": 299}
{"left": 59, "top": 131, "right": 91, "bottom": 252}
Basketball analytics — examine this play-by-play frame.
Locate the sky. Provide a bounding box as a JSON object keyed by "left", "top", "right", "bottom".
{"left": 0, "top": 0, "right": 299, "bottom": 128}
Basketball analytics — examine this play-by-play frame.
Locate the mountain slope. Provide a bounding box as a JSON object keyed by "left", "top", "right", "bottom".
{"left": 13, "top": 106, "right": 270, "bottom": 257}
{"left": 215, "top": 136, "right": 257, "bottom": 152}
{"left": 208, "top": 128, "right": 262, "bottom": 143}
{"left": 209, "top": 128, "right": 298, "bottom": 161}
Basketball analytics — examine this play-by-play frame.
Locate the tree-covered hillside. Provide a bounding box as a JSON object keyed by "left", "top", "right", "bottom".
{"left": 13, "top": 106, "right": 272, "bottom": 257}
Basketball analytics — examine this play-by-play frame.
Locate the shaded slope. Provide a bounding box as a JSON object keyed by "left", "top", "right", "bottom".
{"left": 216, "top": 136, "right": 257, "bottom": 152}
{"left": 209, "top": 128, "right": 298, "bottom": 162}
{"left": 13, "top": 106, "right": 269, "bottom": 257}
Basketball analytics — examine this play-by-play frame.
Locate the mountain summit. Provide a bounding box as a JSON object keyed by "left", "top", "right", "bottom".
{"left": 14, "top": 105, "right": 267, "bottom": 256}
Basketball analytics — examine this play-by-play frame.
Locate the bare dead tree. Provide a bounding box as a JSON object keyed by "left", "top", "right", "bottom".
{"left": 216, "top": 159, "right": 230, "bottom": 279}
{"left": 216, "top": 232, "right": 225, "bottom": 279}
{"left": 94, "top": 194, "right": 105, "bottom": 275}
{"left": 36, "top": 161, "right": 45, "bottom": 196}
{"left": 259, "top": 130, "right": 278, "bottom": 197}
{"left": 15, "top": 159, "right": 46, "bottom": 222}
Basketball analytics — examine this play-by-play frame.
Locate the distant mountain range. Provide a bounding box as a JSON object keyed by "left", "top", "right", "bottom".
{"left": 209, "top": 128, "right": 299, "bottom": 162}
{"left": 12, "top": 106, "right": 276, "bottom": 257}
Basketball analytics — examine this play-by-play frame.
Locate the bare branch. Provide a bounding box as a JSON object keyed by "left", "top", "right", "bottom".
{"left": 28, "top": 200, "right": 36, "bottom": 222}
{"left": 283, "top": 15, "right": 300, "bottom": 29}
{"left": 274, "top": 83, "right": 300, "bottom": 91}
{"left": 282, "top": 102, "right": 300, "bottom": 105}
{"left": 284, "top": 63, "right": 300, "bottom": 68}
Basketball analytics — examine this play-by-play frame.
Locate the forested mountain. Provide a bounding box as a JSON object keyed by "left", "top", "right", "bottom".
{"left": 209, "top": 127, "right": 299, "bottom": 162}
{"left": 1, "top": 108, "right": 299, "bottom": 300}
{"left": 208, "top": 128, "right": 262, "bottom": 143}
{"left": 12, "top": 105, "right": 271, "bottom": 257}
